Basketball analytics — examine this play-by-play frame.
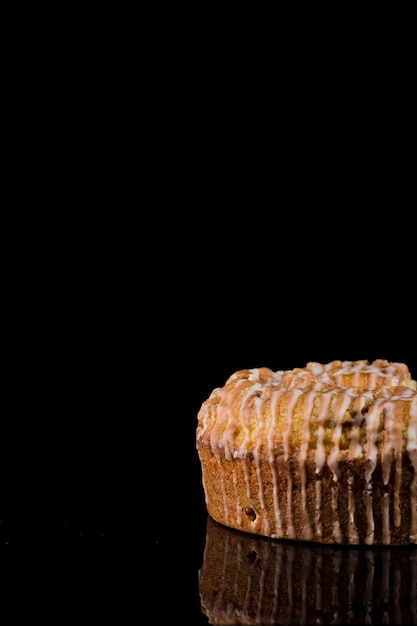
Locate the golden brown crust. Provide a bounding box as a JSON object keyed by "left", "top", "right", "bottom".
{"left": 196, "top": 359, "right": 417, "bottom": 545}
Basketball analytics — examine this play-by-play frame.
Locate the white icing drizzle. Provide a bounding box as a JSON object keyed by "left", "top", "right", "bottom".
{"left": 364, "top": 482, "right": 375, "bottom": 545}
{"left": 363, "top": 397, "right": 385, "bottom": 482}
{"left": 232, "top": 465, "right": 242, "bottom": 527}
{"left": 332, "top": 482, "right": 342, "bottom": 542}
{"left": 315, "top": 392, "right": 332, "bottom": 473}
{"left": 347, "top": 470, "right": 359, "bottom": 544}
{"left": 299, "top": 389, "right": 315, "bottom": 540}
{"left": 327, "top": 390, "right": 353, "bottom": 481}
{"left": 239, "top": 385, "right": 262, "bottom": 456}
{"left": 238, "top": 387, "right": 262, "bottom": 530}
{"left": 254, "top": 395, "right": 269, "bottom": 535}
{"left": 282, "top": 389, "right": 302, "bottom": 539}
{"left": 333, "top": 359, "right": 404, "bottom": 388}
{"left": 241, "top": 457, "right": 251, "bottom": 503}
{"left": 286, "top": 473, "right": 295, "bottom": 539}
{"left": 283, "top": 388, "right": 303, "bottom": 462}
{"left": 348, "top": 392, "right": 371, "bottom": 460}
{"left": 216, "top": 455, "right": 230, "bottom": 525}
{"left": 407, "top": 394, "right": 417, "bottom": 542}
{"left": 382, "top": 399, "right": 403, "bottom": 528}
{"left": 268, "top": 388, "right": 284, "bottom": 537}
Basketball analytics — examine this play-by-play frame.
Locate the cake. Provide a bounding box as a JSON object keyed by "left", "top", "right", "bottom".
{"left": 196, "top": 359, "right": 417, "bottom": 545}
{"left": 199, "top": 515, "right": 417, "bottom": 625}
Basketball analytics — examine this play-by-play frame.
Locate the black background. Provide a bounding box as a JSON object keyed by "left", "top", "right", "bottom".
{"left": 3, "top": 21, "right": 416, "bottom": 619}
{"left": 2, "top": 202, "right": 415, "bottom": 622}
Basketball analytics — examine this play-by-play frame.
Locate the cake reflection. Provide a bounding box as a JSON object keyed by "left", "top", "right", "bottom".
{"left": 199, "top": 515, "right": 417, "bottom": 625}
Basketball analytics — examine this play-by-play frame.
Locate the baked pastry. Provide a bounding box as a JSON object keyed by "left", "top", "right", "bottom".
{"left": 196, "top": 359, "right": 417, "bottom": 545}
{"left": 199, "top": 515, "right": 417, "bottom": 625}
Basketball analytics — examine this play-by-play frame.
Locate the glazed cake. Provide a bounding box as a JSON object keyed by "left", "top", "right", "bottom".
{"left": 196, "top": 360, "right": 417, "bottom": 545}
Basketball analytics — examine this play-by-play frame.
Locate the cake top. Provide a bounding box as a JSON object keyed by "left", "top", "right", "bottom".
{"left": 196, "top": 359, "right": 417, "bottom": 472}
{"left": 225, "top": 359, "right": 416, "bottom": 392}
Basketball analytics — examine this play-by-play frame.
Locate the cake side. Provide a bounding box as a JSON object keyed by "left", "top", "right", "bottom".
{"left": 197, "top": 445, "right": 415, "bottom": 545}
{"left": 196, "top": 359, "right": 417, "bottom": 545}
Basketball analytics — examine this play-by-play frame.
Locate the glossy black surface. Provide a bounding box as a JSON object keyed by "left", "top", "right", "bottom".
{"left": 200, "top": 516, "right": 417, "bottom": 625}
